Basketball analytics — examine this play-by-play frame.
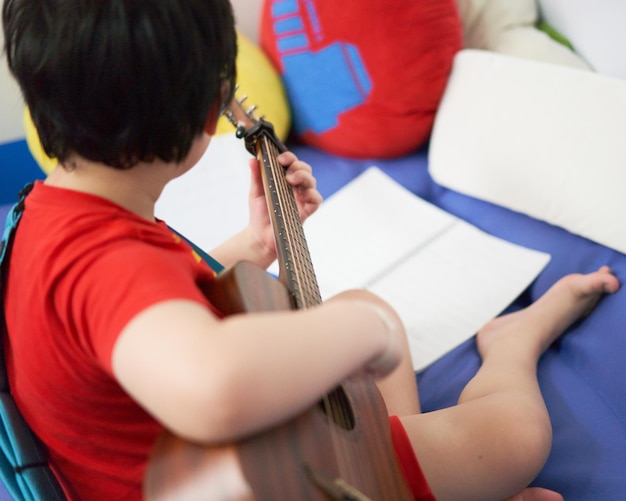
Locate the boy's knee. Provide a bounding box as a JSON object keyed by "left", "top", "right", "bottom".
{"left": 493, "top": 395, "right": 553, "bottom": 480}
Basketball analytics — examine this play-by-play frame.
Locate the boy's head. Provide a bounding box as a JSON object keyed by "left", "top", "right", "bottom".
{"left": 2, "top": 0, "right": 237, "bottom": 169}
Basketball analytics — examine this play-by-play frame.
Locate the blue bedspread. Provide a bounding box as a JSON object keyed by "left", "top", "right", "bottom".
{"left": 1, "top": 142, "right": 623, "bottom": 500}
{"left": 291, "top": 143, "right": 626, "bottom": 500}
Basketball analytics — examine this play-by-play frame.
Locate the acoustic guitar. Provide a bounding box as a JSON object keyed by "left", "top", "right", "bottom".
{"left": 143, "top": 95, "right": 412, "bottom": 501}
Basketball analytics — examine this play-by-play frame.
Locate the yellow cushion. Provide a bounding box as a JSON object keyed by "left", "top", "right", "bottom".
{"left": 24, "top": 108, "right": 57, "bottom": 175}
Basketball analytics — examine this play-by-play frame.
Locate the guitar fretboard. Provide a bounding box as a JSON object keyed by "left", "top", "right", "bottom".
{"left": 257, "top": 135, "right": 322, "bottom": 310}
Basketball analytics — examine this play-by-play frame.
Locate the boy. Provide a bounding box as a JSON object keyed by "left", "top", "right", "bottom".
{"left": 2, "top": 0, "right": 618, "bottom": 500}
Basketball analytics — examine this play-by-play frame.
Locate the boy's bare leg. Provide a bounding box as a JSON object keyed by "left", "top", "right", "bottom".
{"left": 376, "top": 319, "right": 421, "bottom": 416}
{"left": 384, "top": 266, "right": 618, "bottom": 501}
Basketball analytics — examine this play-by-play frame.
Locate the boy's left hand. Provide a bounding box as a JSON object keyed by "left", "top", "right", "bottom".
{"left": 248, "top": 151, "right": 322, "bottom": 258}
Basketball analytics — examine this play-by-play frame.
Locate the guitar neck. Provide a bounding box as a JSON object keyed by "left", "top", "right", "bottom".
{"left": 223, "top": 96, "right": 322, "bottom": 310}
{"left": 253, "top": 132, "right": 322, "bottom": 310}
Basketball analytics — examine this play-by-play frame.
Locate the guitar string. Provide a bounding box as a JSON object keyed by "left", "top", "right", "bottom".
{"left": 261, "top": 136, "right": 360, "bottom": 481}
{"left": 262, "top": 137, "right": 321, "bottom": 307}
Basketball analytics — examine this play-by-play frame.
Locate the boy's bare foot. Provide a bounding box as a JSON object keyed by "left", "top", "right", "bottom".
{"left": 477, "top": 266, "right": 619, "bottom": 361}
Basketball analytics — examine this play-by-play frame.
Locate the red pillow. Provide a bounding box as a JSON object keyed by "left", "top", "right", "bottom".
{"left": 260, "top": 0, "right": 462, "bottom": 158}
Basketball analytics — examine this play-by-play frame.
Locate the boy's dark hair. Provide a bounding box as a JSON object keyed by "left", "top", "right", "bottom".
{"left": 2, "top": 0, "right": 237, "bottom": 169}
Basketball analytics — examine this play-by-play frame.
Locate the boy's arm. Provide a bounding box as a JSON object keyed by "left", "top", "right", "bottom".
{"left": 110, "top": 290, "right": 403, "bottom": 444}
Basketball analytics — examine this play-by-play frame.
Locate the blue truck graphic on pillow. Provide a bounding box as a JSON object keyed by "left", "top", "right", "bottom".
{"left": 268, "top": 0, "right": 372, "bottom": 135}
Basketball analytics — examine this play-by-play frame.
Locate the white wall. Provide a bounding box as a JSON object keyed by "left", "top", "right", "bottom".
{"left": 537, "top": 0, "right": 626, "bottom": 79}
{"left": 0, "top": 27, "right": 25, "bottom": 144}
{"left": 231, "top": 0, "right": 263, "bottom": 42}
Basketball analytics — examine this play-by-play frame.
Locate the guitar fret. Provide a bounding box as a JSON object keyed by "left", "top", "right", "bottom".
{"left": 262, "top": 137, "right": 322, "bottom": 309}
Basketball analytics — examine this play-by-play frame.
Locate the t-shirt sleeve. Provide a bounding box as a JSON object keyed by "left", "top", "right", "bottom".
{"left": 59, "top": 240, "right": 215, "bottom": 374}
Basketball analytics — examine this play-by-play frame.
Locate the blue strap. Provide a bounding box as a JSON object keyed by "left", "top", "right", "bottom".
{"left": 168, "top": 227, "right": 225, "bottom": 274}
{"left": 0, "top": 184, "right": 66, "bottom": 501}
{"left": 0, "top": 186, "right": 31, "bottom": 264}
{"left": 1, "top": 183, "right": 35, "bottom": 387}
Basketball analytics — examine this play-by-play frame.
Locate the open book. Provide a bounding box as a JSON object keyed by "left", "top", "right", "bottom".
{"left": 301, "top": 167, "right": 551, "bottom": 371}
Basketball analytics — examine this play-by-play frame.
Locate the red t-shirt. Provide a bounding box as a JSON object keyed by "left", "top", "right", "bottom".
{"left": 4, "top": 182, "right": 434, "bottom": 500}
{"left": 4, "top": 182, "right": 220, "bottom": 500}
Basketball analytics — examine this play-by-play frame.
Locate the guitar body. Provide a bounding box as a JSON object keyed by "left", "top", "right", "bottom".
{"left": 145, "top": 262, "right": 411, "bottom": 500}
{"left": 237, "top": 379, "right": 411, "bottom": 501}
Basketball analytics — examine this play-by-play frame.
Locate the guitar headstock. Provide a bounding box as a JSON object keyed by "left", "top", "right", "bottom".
{"left": 222, "top": 87, "right": 286, "bottom": 155}
{"left": 223, "top": 89, "right": 261, "bottom": 137}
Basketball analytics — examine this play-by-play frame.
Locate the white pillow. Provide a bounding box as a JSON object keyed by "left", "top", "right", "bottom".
{"left": 537, "top": 0, "right": 626, "bottom": 79}
{"left": 429, "top": 49, "right": 626, "bottom": 254}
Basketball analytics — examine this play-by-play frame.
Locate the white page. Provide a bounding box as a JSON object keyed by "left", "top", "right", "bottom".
{"left": 303, "top": 169, "right": 456, "bottom": 297}
{"left": 303, "top": 168, "right": 551, "bottom": 371}
{"left": 156, "top": 133, "right": 252, "bottom": 253}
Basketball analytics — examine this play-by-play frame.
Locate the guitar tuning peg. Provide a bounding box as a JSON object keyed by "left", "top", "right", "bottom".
{"left": 245, "top": 105, "right": 258, "bottom": 116}
{"left": 223, "top": 110, "right": 237, "bottom": 127}
{"left": 237, "top": 94, "right": 248, "bottom": 105}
